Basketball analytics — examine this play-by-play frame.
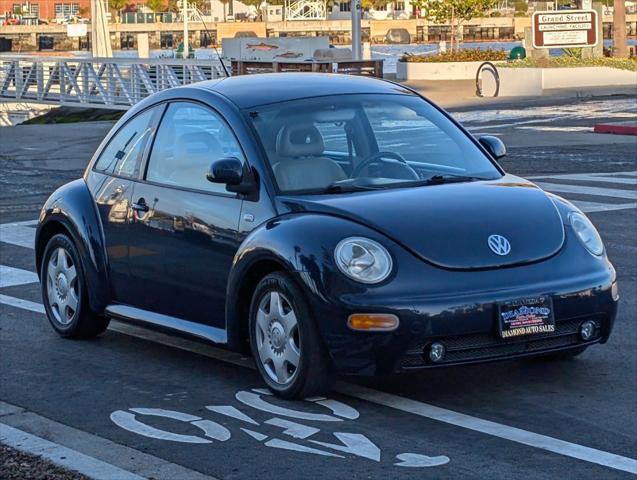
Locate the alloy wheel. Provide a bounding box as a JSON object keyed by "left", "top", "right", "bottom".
{"left": 46, "top": 247, "right": 79, "bottom": 325}
{"left": 255, "top": 291, "right": 301, "bottom": 385}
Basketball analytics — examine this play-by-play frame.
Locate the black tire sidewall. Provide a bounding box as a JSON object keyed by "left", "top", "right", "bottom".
{"left": 40, "top": 233, "right": 86, "bottom": 336}
{"left": 249, "top": 272, "right": 326, "bottom": 398}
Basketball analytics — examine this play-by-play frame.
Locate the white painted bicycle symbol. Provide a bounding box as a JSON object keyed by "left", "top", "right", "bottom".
{"left": 111, "top": 388, "right": 450, "bottom": 468}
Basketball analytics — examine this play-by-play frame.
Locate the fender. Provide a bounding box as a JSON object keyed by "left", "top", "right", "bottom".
{"left": 225, "top": 213, "right": 398, "bottom": 350}
{"left": 35, "top": 178, "right": 110, "bottom": 312}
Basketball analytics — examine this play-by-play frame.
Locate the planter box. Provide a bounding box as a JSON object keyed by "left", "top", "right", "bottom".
{"left": 396, "top": 60, "right": 500, "bottom": 81}
{"left": 542, "top": 67, "right": 637, "bottom": 89}
{"left": 483, "top": 66, "right": 637, "bottom": 97}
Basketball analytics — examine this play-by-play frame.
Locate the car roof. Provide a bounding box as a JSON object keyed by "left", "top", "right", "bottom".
{"left": 194, "top": 73, "right": 414, "bottom": 109}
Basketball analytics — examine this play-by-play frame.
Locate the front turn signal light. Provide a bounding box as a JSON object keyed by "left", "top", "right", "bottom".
{"left": 348, "top": 314, "right": 399, "bottom": 332}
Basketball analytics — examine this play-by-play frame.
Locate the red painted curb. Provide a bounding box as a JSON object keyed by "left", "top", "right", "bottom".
{"left": 593, "top": 123, "right": 637, "bottom": 136}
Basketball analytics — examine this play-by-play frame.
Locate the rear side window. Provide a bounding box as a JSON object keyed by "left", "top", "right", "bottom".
{"left": 145, "top": 102, "right": 244, "bottom": 194}
{"left": 94, "top": 107, "right": 157, "bottom": 177}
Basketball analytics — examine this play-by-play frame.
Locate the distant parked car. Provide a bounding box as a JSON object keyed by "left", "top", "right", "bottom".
{"left": 35, "top": 74, "right": 618, "bottom": 398}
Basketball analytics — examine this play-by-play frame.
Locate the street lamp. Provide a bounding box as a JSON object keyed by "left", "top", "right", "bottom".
{"left": 351, "top": 0, "right": 361, "bottom": 60}
{"left": 183, "top": 0, "right": 189, "bottom": 58}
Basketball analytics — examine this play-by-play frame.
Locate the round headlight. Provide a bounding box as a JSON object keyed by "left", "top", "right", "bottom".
{"left": 569, "top": 212, "right": 604, "bottom": 256}
{"left": 335, "top": 237, "right": 393, "bottom": 284}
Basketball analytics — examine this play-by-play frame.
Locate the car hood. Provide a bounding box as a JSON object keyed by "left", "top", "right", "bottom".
{"left": 276, "top": 175, "right": 565, "bottom": 270}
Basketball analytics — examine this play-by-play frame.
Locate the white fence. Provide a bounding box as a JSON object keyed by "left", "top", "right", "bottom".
{"left": 0, "top": 56, "right": 227, "bottom": 110}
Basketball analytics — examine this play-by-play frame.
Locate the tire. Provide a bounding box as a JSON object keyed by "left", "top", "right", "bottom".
{"left": 249, "top": 271, "right": 331, "bottom": 399}
{"left": 40, "top": 233, "right": 109, "bottom": 339}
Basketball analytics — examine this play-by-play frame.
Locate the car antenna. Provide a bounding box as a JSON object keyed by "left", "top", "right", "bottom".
{"left": 192, "top": 8, "right": 230, "bottom": 77}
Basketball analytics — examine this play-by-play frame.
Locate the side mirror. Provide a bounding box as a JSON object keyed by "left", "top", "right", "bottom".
{"left": 479, "top": 136, "right": 507, "bottom": 159}
{"left": 207, "top": 157, "right": 243, "bottom": 185}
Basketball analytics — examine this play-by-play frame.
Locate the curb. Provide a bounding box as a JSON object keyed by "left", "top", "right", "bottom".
{"left": 593, "top": 123, "right": 637, "bottom": 136}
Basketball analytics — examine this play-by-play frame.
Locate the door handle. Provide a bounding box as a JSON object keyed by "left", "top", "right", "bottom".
{"left": 131, "top": 198, "right": 149, "bottom": 213}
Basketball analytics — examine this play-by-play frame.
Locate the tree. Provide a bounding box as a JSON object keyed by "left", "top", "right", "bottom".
{"left": 414, "top": 0, "right": 499, "bottom": 50}
{"left": 361, "top": 0, "right": 391, "bottom": 11}
{"left": 146, "top": 0, "right": 166, "bottom": 13}
{"left": 613, "top": 0, "right": 627, "bottom": 57}
{"left": 108, "top": 0, "right": 128, "bottom": 21}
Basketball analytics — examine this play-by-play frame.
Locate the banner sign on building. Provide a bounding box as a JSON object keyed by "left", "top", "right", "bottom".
{"left": 532, "top": 10, "right": 599, "bottom": 49}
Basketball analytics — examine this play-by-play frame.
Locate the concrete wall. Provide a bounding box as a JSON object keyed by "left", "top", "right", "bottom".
{"left": 397, "top": 60, "right": 503, "bottom": 81}
{"left": 542, "top": 67, "right": 637, "bottom": 89}
{"left": 493, "top": 67, "right": 637, "bottom": 97}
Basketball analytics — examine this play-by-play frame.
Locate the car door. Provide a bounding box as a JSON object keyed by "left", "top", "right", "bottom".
{"left": 124, "top": 101, "right": 244, "bottom": 329}
{"left": 87, "top": 105, "right": 161, "bottom": 302}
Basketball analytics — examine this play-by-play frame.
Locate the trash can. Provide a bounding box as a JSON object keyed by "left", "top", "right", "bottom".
{"left": 508, "top": 46, "right": 526, "bottom": 60}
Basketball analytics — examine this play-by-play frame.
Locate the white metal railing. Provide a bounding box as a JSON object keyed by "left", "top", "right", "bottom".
{"left": 285, "top": 0, "right": 327, "bottom": 20}
{"left": 0, "top": 56, "right": 228, "bottom": 110}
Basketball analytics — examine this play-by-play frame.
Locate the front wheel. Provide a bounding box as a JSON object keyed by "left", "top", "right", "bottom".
{"left": 249, "top": 272, "right": 331, "bottom": 399}
{"left": 41, "top": 233, "right": 109, "bottom": 338}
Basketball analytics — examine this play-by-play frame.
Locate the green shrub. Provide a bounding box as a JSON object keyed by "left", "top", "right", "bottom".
{"left": 401, "top": 48, "right": 507, "bottom": 63}
{"left": 502, "top": 56, "right": 637, "bottom": 71}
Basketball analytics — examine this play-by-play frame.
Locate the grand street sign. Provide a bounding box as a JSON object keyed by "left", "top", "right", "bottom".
{"left": 532, "top": 10, "right": 599, "bottom": 49}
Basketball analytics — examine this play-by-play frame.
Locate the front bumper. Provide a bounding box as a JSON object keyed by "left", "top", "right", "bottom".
{"left": 299, "top": 234, "right": 618, "bottom": 376}
{"left": 313, "top": 280, "right": 617, "bottom": 376}
{"left": 399, "top": 312, "right": 610, "bottom": 370}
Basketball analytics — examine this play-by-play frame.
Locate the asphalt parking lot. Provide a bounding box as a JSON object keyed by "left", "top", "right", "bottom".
{"left": 0, "top": 95, "right": 636, "bottom": 479}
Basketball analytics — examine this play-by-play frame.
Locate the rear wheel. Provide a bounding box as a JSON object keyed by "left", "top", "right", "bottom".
{"left": 249, "top": 272, "right": 331, "bottom": 399}
{"left": 41, "top": 233, "right": 109, "bottom": 338}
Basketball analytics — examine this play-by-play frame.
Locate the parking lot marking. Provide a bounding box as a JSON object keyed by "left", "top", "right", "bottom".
{"left": 0, "top": 265, "right": 39, "bottom": 288}
{"left": 0, "top": 401, "right": 218, "bottom": 479}
{"left": 524, "top": 171, "right": 637, "bottom": 213}
{"left": 0, "top": 220, "right": 37, "bottom": 249}
{"left": 0, "top": 294, "right": 44, "bottom": 314}
{"left": 338, "top": 384, "right": 637, "bottom": 475}
{"left": 528, "top": 173, "right": 637, "bottom": 185}
{"left": 0, "top": 423, "right": 146, "bottom": 480}
{"left": 534, "top": 182, "right": 637, "bottom": 200}
{"left": 567, "top": 201, "right": 637, "bottom": 214}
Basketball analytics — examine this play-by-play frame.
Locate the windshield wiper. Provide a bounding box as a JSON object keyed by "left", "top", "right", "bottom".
{"left": 320, "top": 184, "right": 381, "bottom": 194}
{"left": 424, "top": 174, "right": 489, "bottom": 185}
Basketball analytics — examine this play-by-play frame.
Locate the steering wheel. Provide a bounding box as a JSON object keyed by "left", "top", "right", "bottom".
{"left": 351, "top": 151, "right": 419, "bottom": 180}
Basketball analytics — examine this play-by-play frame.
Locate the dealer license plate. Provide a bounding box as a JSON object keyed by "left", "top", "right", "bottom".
{"left": 498, "top": 296, "right": 555, "bottom": 338}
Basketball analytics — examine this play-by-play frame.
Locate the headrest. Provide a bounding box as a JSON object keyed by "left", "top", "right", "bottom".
{"left": 276, "top": 124, "right": 324, "bottom": 158}
{"left": 175, "top": 131, "right": 223, "bottom": 160}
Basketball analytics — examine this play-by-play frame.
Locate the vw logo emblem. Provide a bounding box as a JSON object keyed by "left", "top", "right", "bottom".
{"left": 488, "top": 234, "right": 511, "bottom": 256}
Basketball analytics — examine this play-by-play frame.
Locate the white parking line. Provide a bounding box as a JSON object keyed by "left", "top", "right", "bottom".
{"left": 528, "top": 173, "right": 637, "bottom": 185}
{"left": 0, "top": 220, "right": 38, "bottom": 249}
{"left": 534, "top": 182, "right": 637, "bottom": 200}
{"left": 338, "top": 384, "right": 637, "bottom": 475}
{"left": 0, "top": 265, "right": 39, "bottom": 288}
{"left": 570, "top": 201, "right": 637, "bottom": 214}
{"left": 0, "top": 423, "right": 146, "bottom": 480}
{"left": 0, "top": 294, "right": 45, "bottom": 314}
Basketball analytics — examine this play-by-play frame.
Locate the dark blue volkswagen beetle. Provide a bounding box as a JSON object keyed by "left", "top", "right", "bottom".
{"left": 35, "top": 74, "right": 618, "bottom": 398}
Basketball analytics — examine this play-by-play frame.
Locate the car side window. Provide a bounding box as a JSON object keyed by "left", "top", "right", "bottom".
{"left": 146, "top": 102, "right": 244, "bottom": 194}
{"left": 94, "top": 107, "right": 157, "bottom": 178}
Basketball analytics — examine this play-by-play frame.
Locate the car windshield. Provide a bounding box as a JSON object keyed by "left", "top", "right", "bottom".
{"left": 248, "top": 93, "right": 502, "bottom": 195}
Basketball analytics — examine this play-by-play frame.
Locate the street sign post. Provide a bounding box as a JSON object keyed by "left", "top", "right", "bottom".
{"left": 532, "top": 9, "right": 599, "bottom": 49}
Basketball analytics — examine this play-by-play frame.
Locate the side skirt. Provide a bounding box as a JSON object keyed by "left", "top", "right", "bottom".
{"left": 105, "top": 305, "right": 228, "bottom": 344}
